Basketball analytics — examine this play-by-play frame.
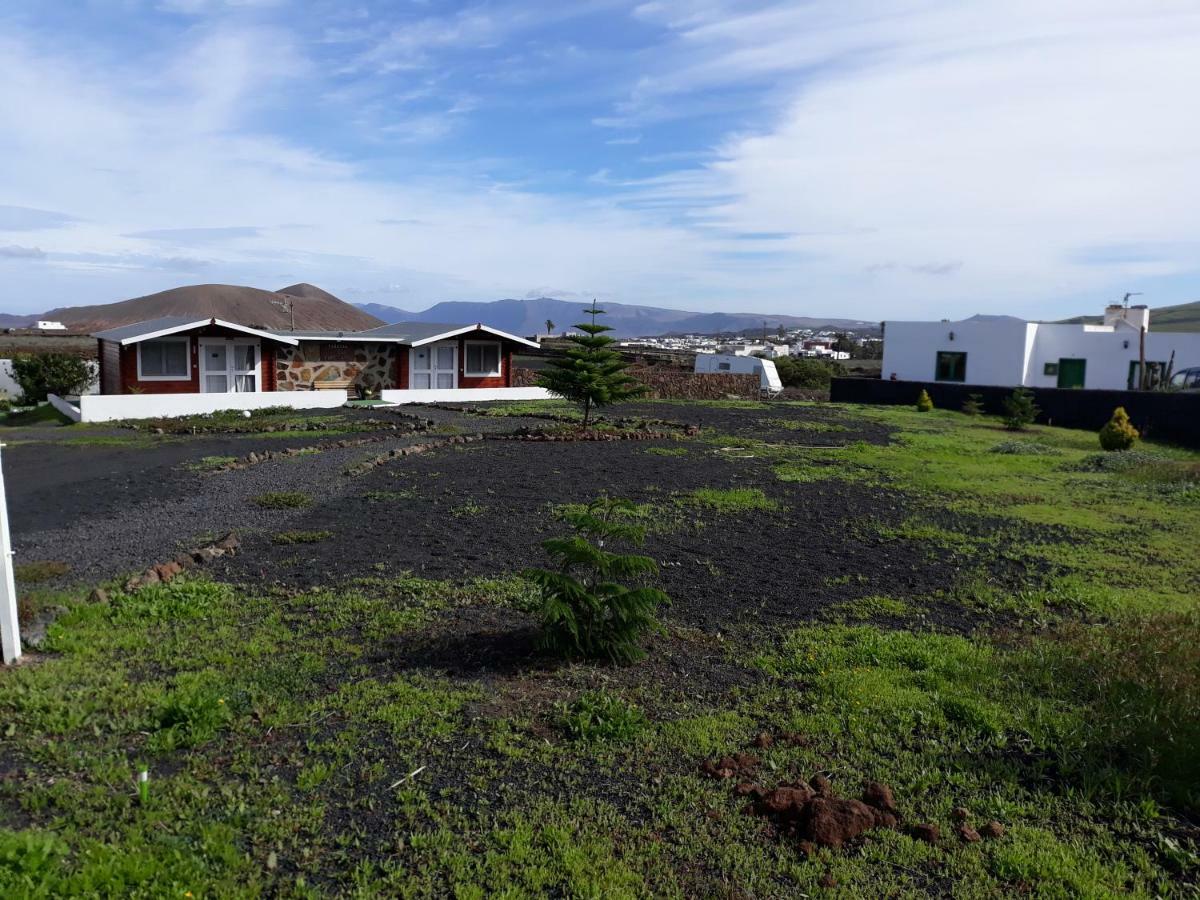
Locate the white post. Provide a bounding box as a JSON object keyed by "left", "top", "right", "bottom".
{"left": 0, "top": 443, "right": 20, "bottom": 664}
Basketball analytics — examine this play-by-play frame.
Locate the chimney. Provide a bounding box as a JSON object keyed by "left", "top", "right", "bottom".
{"left": 1103, "top": 304, "right": 1150, "bottom": 332}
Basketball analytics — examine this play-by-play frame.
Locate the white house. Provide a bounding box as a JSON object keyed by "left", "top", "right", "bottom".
{"left": 35, "top": 320, "right": 66, "bottom": 331}
{"left": 882, "top": 305, "right": 1200, "bottom": 391}
{"left": 694, "top": 352, "right": 783, "bottom": 395}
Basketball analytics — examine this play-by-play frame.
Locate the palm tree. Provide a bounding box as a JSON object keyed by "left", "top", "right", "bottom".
{"left": 545, "top": 318, "right": 556, "bottom": 336}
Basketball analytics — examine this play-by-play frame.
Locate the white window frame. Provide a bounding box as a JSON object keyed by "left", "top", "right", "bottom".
{"left": 463, "top": 340, "right": 503, "bottom": 377}
{"left": 137, "top": 337, "right": 191, "bottom": 381}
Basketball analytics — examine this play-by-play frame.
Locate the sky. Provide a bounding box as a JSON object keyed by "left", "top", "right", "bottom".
{"left": 1, "top": 0, "right": 1199, "bottom": 321}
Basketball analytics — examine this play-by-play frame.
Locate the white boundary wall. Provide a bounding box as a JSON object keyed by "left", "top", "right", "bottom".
{"left": 380, "top": 387, "right": 555, "bottom": 404}
{"left": 49, "top": 390, "right": 349, "bottom": 423}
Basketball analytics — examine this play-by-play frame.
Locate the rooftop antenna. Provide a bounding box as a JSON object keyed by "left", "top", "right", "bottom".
{"left": 1122, "top": 291, "right": 1142, "bottom": 309}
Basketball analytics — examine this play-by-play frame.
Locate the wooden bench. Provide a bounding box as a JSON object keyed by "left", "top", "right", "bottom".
{"left": 305, "top": 377, "right": 358, "bottom": 398}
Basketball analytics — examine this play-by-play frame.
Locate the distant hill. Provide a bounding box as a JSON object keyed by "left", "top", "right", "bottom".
{"left": 356, "top": 297, "right": 877, "bottom": 338}
{"left": 1058, "top": 300, "right": 1200, "bottom": 333}
{"left": 0, "top": 313, "right": 37, "bottom": 329}
{"left": 39, "top": 283, "right": 383, "bottom": 333}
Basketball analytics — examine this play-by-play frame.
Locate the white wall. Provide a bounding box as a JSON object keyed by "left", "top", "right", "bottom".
{"left": 884, "top": 319, "right": 1200, "bottom": 390}
{"left": 380, "top": 387, "right": 555, "bottom": 404}
{"left": 57, "top": 390, "right": 349, "bottom": 423}
{"left": 0, "top": 359, "right": 99, "bottom": 401}
{"left": 882, "top": 320, "right": 1033, "bottom": 386}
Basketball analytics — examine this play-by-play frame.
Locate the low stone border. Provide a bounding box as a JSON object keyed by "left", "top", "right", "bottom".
{"left": 208, "top": 430, "right": 429, "bottom": 473}
{"left": 21, "top": 533, "right": 244, "bottom": 651}
{"left": 342, "top": 433, "right": 486, "bottom": 476}
{"left": 115, "top": 532, "right": 242, "bottom": 594}
{"left": 487, "top": 426, "right": 698, "bottom": 442}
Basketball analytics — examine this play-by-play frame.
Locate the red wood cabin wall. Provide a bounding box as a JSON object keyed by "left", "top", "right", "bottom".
{"left": 112, "top": 325, "right": 279, "bottom": 394}
{"left": 456, "top": 337, "right": 514, "bottom": 389}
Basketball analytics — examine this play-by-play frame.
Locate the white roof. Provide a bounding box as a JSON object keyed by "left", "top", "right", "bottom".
{"left": 94, "top": 317, "right": 299, "bottom": 346}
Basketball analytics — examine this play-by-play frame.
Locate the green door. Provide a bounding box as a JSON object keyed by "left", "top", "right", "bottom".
{"left": 1057, "top": 358, "right": 1086, "bottom": 389}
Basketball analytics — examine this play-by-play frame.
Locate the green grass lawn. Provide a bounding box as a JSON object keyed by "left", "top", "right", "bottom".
{"left": 1, "top": 403, "right": 1197, "bottom": 897}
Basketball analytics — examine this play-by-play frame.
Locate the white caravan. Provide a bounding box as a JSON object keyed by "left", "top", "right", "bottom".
{"left": 694, "top": 353, "right": 783, "bottom": 396}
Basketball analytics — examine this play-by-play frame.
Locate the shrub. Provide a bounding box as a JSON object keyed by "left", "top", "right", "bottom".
{"left": 1002, "top": 387, "right": 1039, "bottom": 431}
{"left": 524, "top": 497, "right": 669, "bottom": 664}
{"left": 915, "top": 389, "right": 933, "bottom": 412}
{"left": 253, "top": 491, "right": 311, "bottom": 509}
{"left": 10, "top": 353, "right": 92, "bottom": 403}
{"left": 961, "top": 393, "right": 984, "bottom": 416}
{"left": 772, "top": 356, "right": 842, "bottom": 389}
{"left": 558, "top": 690, "right": 646, "bottom": 742}
{"left": 1099, "top": 406, "right": 1139, "bottom": 452}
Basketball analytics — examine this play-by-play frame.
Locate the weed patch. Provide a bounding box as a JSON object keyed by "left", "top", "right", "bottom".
{"left": 253, "top": 491, "right": 311, "bottom": 509}
{"left": 272, "top": 530, "right": 333, "bottom": 545}
{"left": 558, "top": 690, "right": 646, "bottom": 743}
{"left": 13, "top": 560, "right": 70, "bottom": 583}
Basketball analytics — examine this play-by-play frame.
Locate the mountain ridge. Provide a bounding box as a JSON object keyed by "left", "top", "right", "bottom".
{"left": 356, "top": 297, "right": 878, "bottom": 338}
{"left": 34, "top": 283, "right": 383, "bottom": 333}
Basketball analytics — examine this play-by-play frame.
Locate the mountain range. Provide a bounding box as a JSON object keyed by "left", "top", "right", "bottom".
{"left": 356, "top": 297, "right": 878, "bottom": 338}
{"left": 2, "top": 283, "right": 1196, "bottom": 337}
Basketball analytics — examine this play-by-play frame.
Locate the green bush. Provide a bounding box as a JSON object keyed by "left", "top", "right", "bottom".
{"left": 1002, "top": 387, "right": 1039, "bottom": 431}
{"left": 558, "top": 690, "right": 646, "bottom": 743}
{"left": 961, "top": 393, "right": 984, "bottom": 416}
{"left": 1099, "top": 406, "right": 1139, "bottom": 451}
{"left": 915, "top": 389, "right": 933, "bottom": 412}
{"left": 771, "top": 356, "right": 842, "bottom": 389}
{"left": 524, "top": 497, "right": 669, "bottom": 664}
{"left": 10, "top": 353, "right": 92, "bottom": 403}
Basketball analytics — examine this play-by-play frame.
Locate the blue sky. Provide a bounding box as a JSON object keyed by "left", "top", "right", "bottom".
{"left": 1, "top": 0, "right": 1199, "bottom": 319}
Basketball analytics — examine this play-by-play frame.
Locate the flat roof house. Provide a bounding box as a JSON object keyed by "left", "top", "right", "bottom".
{"left": 50, "top": 317, "right": 548, "bottom": 422}
{"left": 882, "top": 305, "right": 1200, "bottom": 391}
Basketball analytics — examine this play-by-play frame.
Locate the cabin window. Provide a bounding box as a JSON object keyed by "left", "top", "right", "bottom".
{"left": 718, "top": 362, "right": 731, "bottom": 371}
{"left": 935, "top": 351, "right": 967, "bottom": 383}
{"left": 138, "top": 338, "right": 190, "bottom": 379}
{"left": 464, "top": 341, "right": 502, "bottom": 376}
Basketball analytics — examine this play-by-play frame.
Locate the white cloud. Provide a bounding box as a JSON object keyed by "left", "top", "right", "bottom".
{"left": 612, "top": 0, "right": 1200, "bottom": 317}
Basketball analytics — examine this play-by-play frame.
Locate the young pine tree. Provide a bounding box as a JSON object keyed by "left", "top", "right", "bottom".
{"left": 536, "top": 300, "right": 645, "bottom": 428}
{"left": 1002, "top": 387, "right": 1040, "bottom": 431}
{"left": 916, "top": 389, "right": 934, "bottom": 412}
{"left": 524, "top": 498, "right": 669, "bottom": 665}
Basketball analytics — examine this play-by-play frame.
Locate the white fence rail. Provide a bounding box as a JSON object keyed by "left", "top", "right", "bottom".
{"left": 48, "top": 390, "right": 350, "bottom": 423}
{"left": 379, "top": 387, "right": 555, "bottom": 404}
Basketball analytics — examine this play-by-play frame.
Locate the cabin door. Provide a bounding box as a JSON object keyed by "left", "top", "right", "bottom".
{"left": 410, "top": 341, "right": 458, "bottom": 390}
{"left": 200, "top": 339, "right": 261, "bottom": 393}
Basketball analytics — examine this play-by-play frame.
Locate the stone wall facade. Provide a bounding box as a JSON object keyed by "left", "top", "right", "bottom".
{"left": 276, "top": 342, "right": 398, "bottom": 394}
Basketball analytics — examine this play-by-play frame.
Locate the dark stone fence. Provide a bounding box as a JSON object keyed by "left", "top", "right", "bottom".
{"left": 830, "top": 377, "right": 1200, "bottom": 448}
{"left": 513, "top": 365, "right": 762, "bottom": 400}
